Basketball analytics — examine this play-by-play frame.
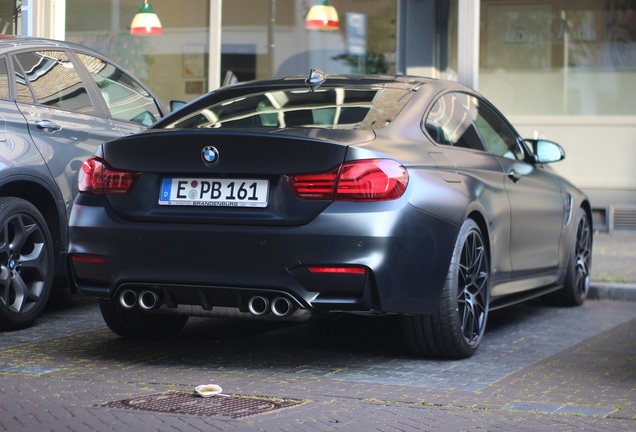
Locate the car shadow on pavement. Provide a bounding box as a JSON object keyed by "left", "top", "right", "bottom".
{"left": 56, "top": 305, "right": 542, "bottom": 369}
{"left": 22, "top": 291, "right": 551, "bottom": 369}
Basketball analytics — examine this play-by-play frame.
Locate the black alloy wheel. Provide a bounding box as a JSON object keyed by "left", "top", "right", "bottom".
{"left": 0, "top": 197, "right": 54, "bottom": 330}
{"left": 549, "top": 208, "right": 592, "bottom": 306}
{"left": 403, "top": 219, "right": 490, "bottom": 359}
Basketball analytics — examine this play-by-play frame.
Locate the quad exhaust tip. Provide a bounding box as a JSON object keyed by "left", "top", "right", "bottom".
{"left": 118, "top": 288, "right": 162, "bottom": 310}
{"left": 247, "top": 295, "right": 269, "bottom": 316}
{"left": 247, "top": 295, "right": 296, "bottom": 317}
{"left": 271, "top": 296, "right": 294, "bottom": 317}
{"left": 119, "top": 289, "right": 138, "bottom": 309}
{"left": 119, "top": 290, "right": 296, "bottom": 317}
{"left": 139, "top": 290, "right": 161, "bottom": 310}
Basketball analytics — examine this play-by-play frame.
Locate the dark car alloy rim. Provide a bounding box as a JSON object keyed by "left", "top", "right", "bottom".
{"left": 574, "top": 215, "right": 592, "bottom": 298}
{"left": 458, "top": 229, "right": 489, "bottom": 346}
{"left": 0, "top": 213, "right": 48, "bottom": 315}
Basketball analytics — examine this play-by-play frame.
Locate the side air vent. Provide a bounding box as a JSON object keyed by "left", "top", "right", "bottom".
{"left": 610, "top": 206, "right": 636, "bottom": 232}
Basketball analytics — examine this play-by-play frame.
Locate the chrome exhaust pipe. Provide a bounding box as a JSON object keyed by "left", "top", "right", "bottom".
{"left": 271, "top": 296, "right": 294, "bottom": 317}
{"left": 247, "top": 295, "right": 269, "bottom": 316}
{"left": 119, "top": 289, "right": 138, "bottom": 309}
{"left": 138, "top": 290, "right": 161, "bottom": 310}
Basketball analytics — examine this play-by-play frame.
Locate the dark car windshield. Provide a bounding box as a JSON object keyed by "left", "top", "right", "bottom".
{"left": 162, "top": 84, "right": 416, "bottom": 131}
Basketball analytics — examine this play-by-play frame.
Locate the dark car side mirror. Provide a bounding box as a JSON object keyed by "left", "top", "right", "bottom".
{"left": 525, "top": 139, "right": 566, "bottom": 164}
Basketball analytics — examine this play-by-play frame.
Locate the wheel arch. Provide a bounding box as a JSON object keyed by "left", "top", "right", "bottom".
{"left": 580, "top": 199, "right": 593, "bottom": 232}
{"left": 0, "top": 179, "right": 66, "bottom": 257}
{"left": 466, "top": 209, "right": 492, "bottom": 272}
{"left": 467, "top": 210, "right": 493, "bottom": 288}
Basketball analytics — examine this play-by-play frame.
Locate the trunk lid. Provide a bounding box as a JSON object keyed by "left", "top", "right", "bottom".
{"left": 100, "top": 128, "right": 375, "bottom": 226}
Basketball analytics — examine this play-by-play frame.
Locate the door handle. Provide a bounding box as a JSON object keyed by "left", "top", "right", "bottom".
{"left": 35, "top": 120, "right": 62, "bottom": 132}
{"left": 507, "top": 170, "right": 522, "bottom": 183}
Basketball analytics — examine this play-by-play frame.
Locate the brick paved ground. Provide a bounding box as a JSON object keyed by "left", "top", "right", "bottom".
{"left": 0, "top": 232, "right": 634, "bottom": 431}
{"left": 1, "top": 295, "right": 635, "bottom": 431}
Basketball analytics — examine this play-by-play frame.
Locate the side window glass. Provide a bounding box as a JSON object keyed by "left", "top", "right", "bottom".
{"left": 76, "top": 53, "right": 161, "bottom": 127}
{"left": 14, "top": 51, "right": 95, "bottom": 114}
{"left": 0, "top": 58, "right": 8, "bottom": 100}
{"left": 464, "top": 95, "right": 524, "bottom": 160}
{"left": 12, "top": 57, "right": 35, "bottom": 103}
{"left": 424, "top": 93, "right": 484, "bottom": 151}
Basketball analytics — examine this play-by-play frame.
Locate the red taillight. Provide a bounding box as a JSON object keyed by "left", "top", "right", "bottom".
{"left": 308, "top": 266, "right": 366, "bottom": 274}
{"left": 287, "top": 166, "right": 339, "bottom": 200}
{"left": 287, "top": 159, "right": 408, "bottom": 201}
{"left": 78, "top": 156, "right": 140, "bottom": 195}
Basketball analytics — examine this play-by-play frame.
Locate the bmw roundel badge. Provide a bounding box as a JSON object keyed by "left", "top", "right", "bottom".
{"left": 202, "top": 146, "right": 219, "bottom": 164}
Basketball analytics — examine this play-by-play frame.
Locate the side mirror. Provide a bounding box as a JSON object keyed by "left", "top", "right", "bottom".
{"left": 524, "top": 139, "right": 565, "bottom": 164}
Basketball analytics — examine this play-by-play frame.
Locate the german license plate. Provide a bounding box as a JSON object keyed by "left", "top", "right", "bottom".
{"left": 159, "top": 178, "right": 269, "bottom": 207}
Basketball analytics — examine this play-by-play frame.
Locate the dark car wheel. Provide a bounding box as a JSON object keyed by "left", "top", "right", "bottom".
{"left": 403, "top": 219, "right": 490, "bottom": 359}
{"left": 99, "top": 299, "right": 189, "bottom": 339}
{"left": 547, "top": 208, "right": 592, "bottom": 306}
{"left": 0, "top": 197, "right": 54, "bottom": 330}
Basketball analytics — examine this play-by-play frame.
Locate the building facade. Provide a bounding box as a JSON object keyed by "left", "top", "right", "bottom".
{"left": 3, "top": 0, "right": 635, "bottom": 231}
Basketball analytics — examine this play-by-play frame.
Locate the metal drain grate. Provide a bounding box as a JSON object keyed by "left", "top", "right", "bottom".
{"left": 101, "top": 392, "right": 306, "bottom": 419}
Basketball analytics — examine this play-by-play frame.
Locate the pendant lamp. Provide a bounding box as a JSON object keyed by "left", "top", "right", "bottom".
{"left": 305, "top": 0, "right": 339, "bottom": 31}
{"left": 130, "top": 1, "right": 162, "bottom": 35}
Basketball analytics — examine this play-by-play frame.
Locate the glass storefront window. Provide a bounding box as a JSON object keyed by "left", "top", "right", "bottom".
{"left": 221, "top": 0, "right": 398, "bottom": 81}
{"left": 64, "top": 1, "right": 398, "bottom": 103}
{"left": 66, "top": 0, "right": 210, "bottom": 104}
{"left": 479, "top": 0, "right": 636, "bottom": 116}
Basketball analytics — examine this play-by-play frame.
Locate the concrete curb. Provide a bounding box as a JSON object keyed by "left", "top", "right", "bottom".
{"left": 589, "top": 282, "right": 636, "bottom": 302}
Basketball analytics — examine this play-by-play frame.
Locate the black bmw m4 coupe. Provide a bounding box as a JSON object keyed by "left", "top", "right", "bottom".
{"left": 68, "top": 70, "right": 592, "bottom": 359}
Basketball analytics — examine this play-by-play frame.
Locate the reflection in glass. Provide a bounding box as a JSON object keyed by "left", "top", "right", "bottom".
{"left": 76, "top": 53, "right": 161, "bottom": 126}
{"left": 14, "top": 51, "right": 95, "bottom": 114}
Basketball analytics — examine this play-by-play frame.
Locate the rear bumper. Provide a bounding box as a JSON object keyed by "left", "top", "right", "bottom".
{"left": 68, "top": 198, "right": 458, "bottom": 316}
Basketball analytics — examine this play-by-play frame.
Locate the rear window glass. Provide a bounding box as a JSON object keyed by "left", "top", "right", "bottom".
{"left": 163, "top": 85, "right": 415, "bottom": 131}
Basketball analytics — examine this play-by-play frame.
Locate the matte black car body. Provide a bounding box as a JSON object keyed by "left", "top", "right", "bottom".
{"left": 68, "top": 72, "right": 592, "bottom": 359}
{"left": 0, "top": 37, "right": 167, "bottom": 329}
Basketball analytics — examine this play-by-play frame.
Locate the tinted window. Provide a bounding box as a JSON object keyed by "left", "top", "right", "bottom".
{"left": 12, "top": 57, "right": 35, "bottom": 103}
{"left": 14, "top": 51, "right": 95, "bottom": 114}
{"left": 0, "top": 57, "right": 8, "bottom": 100}
{"left": 163, "top": 85, "right": 415, "bottom": 130}
{"left": 461, "top": 95, "right": 524, "bottom": 160}
{"left": 76, "top": 53, "right": 161, "bottom": 126}
{"left": 424, "top": 93, "right": 483, "bottom": 150}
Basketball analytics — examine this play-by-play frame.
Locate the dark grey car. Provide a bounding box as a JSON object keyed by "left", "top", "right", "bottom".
{"left": 0, "top": 36, "right": 167, "bottom": 329}
{"left": 68, "top": 71, "right": 592, "bottom": 359}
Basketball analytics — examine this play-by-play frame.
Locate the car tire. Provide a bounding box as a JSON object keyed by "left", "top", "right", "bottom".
{"left": 546, "top": 208, "right": 592, "bottom": 306}
{"left": 402, "top": 219, "right": 490, "bottom": 359}
{"left": 99, "top": 299, "right": 189, "bottom": 339}
{"left": 0, "top": 197, "right": 54, "bottom": 330}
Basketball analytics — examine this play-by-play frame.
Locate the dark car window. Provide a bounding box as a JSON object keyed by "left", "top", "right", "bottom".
{"left": 0, "top": 57, "right": 8, "bottom": 100}
{"left": 424, "top": 93, "right": 484, "bottom": 151}
{"left": 163, "top": 85, "right": 415, "bottom": 130}
{"left": 14, "top": 50, "right": 95, "bottom": 114}
{"left": 12, "top": 57, "right": 35, "bottom": 104}
{"left": 75, "top": 52, "right": 161, "bottom": 126}
{"left": 459, "top": 94, "right": 524, "bottom": 160}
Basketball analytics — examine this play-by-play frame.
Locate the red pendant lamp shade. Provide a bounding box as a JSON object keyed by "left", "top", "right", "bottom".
{"left": 306, "top": 0, "right": 339, "bottom": 31}
{"left": 130, "top": 1, "right": 163, "bottom": 35}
